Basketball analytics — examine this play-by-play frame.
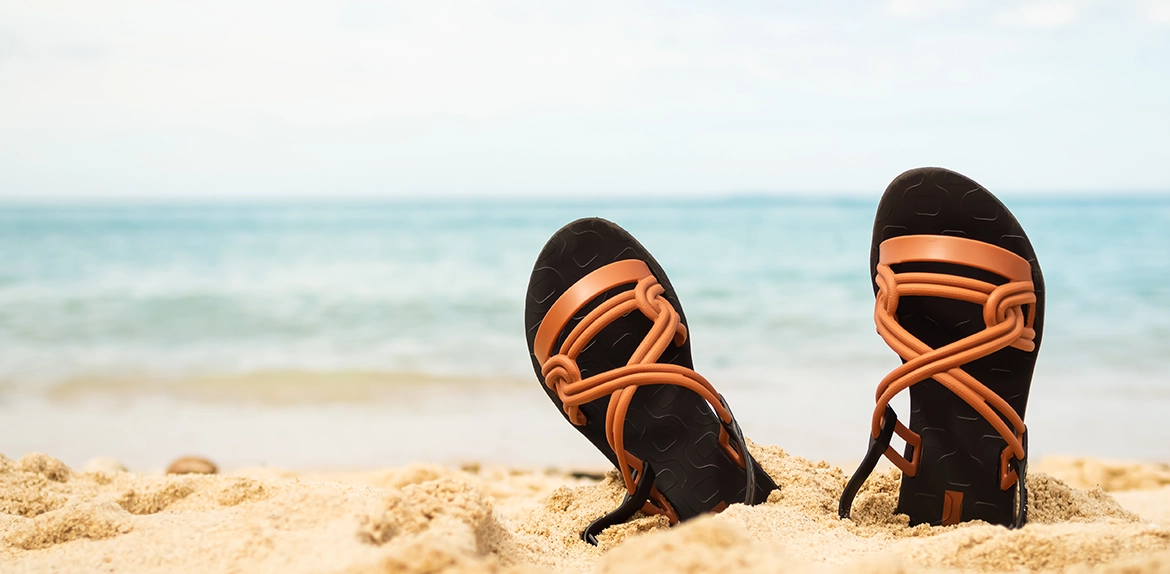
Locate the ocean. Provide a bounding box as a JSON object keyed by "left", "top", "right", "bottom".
{"left": 1, "top": 197, "right": 1168, "bottom": 470}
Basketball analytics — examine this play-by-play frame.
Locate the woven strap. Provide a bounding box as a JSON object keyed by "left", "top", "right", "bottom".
{"left": 872, "top": 235, "right": 1035, "bottom": 488}
{"left": 535, "top": 260, "right": 748, "bottom": 522}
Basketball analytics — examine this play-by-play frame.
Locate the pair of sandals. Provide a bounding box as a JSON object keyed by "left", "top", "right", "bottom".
{"left": 523, "top": 167, "right": 1043, "bottom": 544}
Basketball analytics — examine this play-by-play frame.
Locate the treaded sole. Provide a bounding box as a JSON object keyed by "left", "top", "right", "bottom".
{"left": 524, "top": 217, "right": 777, "bottom": 520}
{"left": 871, "top": 167, "right": 1045, "bottom": 526}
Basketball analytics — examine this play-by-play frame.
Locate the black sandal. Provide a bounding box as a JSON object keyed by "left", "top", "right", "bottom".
{"left": 840, "top": 167, "right": 1044, "bottom": 527}
{"left": 525, "top": 217, "right": 778, "bottom": 544}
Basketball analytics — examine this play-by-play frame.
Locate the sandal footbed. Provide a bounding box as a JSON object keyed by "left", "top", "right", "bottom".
{"left": 871, "top": 167, "right": 1045, "bottom": 526}
{"left": 525, "top": 217, "right": 777, "bottom": 520}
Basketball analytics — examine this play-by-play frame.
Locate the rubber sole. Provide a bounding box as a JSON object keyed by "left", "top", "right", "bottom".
{"left": 524, "top": 217, "right": 777, "bottom": 520}
{"left": 871, "top": 167, "right": 1045, "bottom": 526}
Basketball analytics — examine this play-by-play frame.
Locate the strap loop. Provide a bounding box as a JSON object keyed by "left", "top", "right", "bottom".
{"left": 1009, "top": 430, "right": 1029, "bottom": 529}
{"left": 581, "top": 462, "right": 657, "bottom": 546}
{"left": 840, "top": 405, "right": 899, "bottom": 520}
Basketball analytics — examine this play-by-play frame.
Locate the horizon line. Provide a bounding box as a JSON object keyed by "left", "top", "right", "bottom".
{"left": 3, "top": 188, "right": 1170, "bottom": 206}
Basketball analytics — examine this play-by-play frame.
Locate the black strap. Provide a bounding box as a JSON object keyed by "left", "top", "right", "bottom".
{"left": 719, "top": 394, "right": 758, "bottom": 505}
{"left": 839, "top": 404, "right": 898, "bottom": 520}
{"left": 581, "top": 462, "right": 656, "bottom": 546}
{"left": 1010, "top": 430, "right": 1028, "bottom": 529}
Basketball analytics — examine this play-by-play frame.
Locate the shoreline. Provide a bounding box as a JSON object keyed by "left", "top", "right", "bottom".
{"left": 6, "top": 389, "right": 1170, "bottom": 474}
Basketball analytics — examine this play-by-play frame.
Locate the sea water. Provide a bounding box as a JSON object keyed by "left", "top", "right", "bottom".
{"left": 0, "top": 197, "right": 1167, "bottom": 469}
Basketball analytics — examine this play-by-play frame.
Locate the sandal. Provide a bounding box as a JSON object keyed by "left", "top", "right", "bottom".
{"left": 839, "top": 167, "right": 1045, "bottom": 528}
{"left": 525, "top": 217, "right": 778, "bottom": 545}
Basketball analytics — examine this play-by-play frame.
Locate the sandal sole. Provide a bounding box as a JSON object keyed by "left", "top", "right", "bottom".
{"left": 871, "top": 167, "right": 1045, "bottom": 526}
{"left": 524, "top": 217, "right": 777, "bottom": 520}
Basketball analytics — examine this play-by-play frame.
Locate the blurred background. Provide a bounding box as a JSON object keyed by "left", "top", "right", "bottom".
{"left": 1, "top": 1, "right": 1168, "bottom": 470}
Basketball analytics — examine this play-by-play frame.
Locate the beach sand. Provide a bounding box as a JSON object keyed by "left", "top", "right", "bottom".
{"left": 3, "top": 445, "right": 1170, "bottom": 573}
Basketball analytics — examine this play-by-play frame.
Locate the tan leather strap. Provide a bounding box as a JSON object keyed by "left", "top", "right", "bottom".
{"left": 873, "top": 235, "right": 1035, "bottom": 488}
{"left": 880, "top": 235, "right": 1033, "bottom": 283}
{"left": 537, "top": 260, "right": 746, "bottom": 521}
{"left": 534, "top": 259, "right": 653, "bottom": 364}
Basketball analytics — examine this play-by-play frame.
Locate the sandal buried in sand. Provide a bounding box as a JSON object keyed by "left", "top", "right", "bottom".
{"left": 839, "top": 167, "right": 1045, "bottom": 528}
{"left": 525, "top": 217, "right": 778, "bottom": 545}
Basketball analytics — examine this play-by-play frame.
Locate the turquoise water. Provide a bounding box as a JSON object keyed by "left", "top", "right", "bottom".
{"left": 1, "top": 197, "right": 1168, "bottom": 468}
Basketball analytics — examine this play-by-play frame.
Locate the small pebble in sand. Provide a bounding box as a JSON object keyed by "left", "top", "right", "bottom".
{"left": 82, "top": 457, "right": 128, "bottom": 474}
{"left": 166, "top": 456, "right": 218, "bottom": 475}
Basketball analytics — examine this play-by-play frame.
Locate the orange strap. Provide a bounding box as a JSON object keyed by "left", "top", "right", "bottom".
{"left": 537, "top": 260, "right": 745, "bottom": 521}
{"left": 873, "top": 235, "right": 1035, "bottom": 488}
{"left": 534, "top": 259, "right": 654, "bottom": 365}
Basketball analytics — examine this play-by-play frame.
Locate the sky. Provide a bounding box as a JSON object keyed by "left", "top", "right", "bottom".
{"left": 1, "top": 0, "right": 1168, "bottom": 199}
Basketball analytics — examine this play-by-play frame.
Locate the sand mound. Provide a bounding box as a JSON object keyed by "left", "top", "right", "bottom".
{"left": 5, "top": 499, "right": 133, "bottom": 550}
{"left": 2, "top": 448, "right": 1169, "bottom": 573}
{"left": 116, "top": 479, "right": 197, "bottom": 515}
{"left": 358, "top": 478, "right": 501, "bottom": 547}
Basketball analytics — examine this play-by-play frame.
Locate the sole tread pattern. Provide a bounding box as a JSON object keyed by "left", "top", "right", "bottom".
{"left": 525, "top": 218, "right": 777, "bottom": 521}
{"left": 871, "top": 167, "right": 1045, "bottom": 526}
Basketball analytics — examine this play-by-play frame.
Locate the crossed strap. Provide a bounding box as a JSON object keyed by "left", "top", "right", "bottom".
{"left": 533, "top": 259, "right": 750, "bottom": 531}
{"left": 840, "top": 235, "right": 1037, "bottom": 526}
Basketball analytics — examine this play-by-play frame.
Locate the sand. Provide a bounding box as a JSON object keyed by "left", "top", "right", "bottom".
{"left": 3, "top": 445, "right": 1170, "bottom": 573}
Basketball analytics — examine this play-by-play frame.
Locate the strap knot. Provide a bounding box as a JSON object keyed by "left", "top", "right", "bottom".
{"left": 633, "top": 276, "right": 688, "bottom": 347}
{"left": 984, "top": 281, "right": 1036, "bottom": 352}
{"left": 876, "top": 266, "right": 901, "bottom": 315}
{"left": 542, "top": 354, "right": 585, "bottom": 425}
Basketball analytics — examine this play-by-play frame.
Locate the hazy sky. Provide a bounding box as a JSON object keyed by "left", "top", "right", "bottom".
{"left": 1, "top": 0, "right": 1168, "bottom": 198}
